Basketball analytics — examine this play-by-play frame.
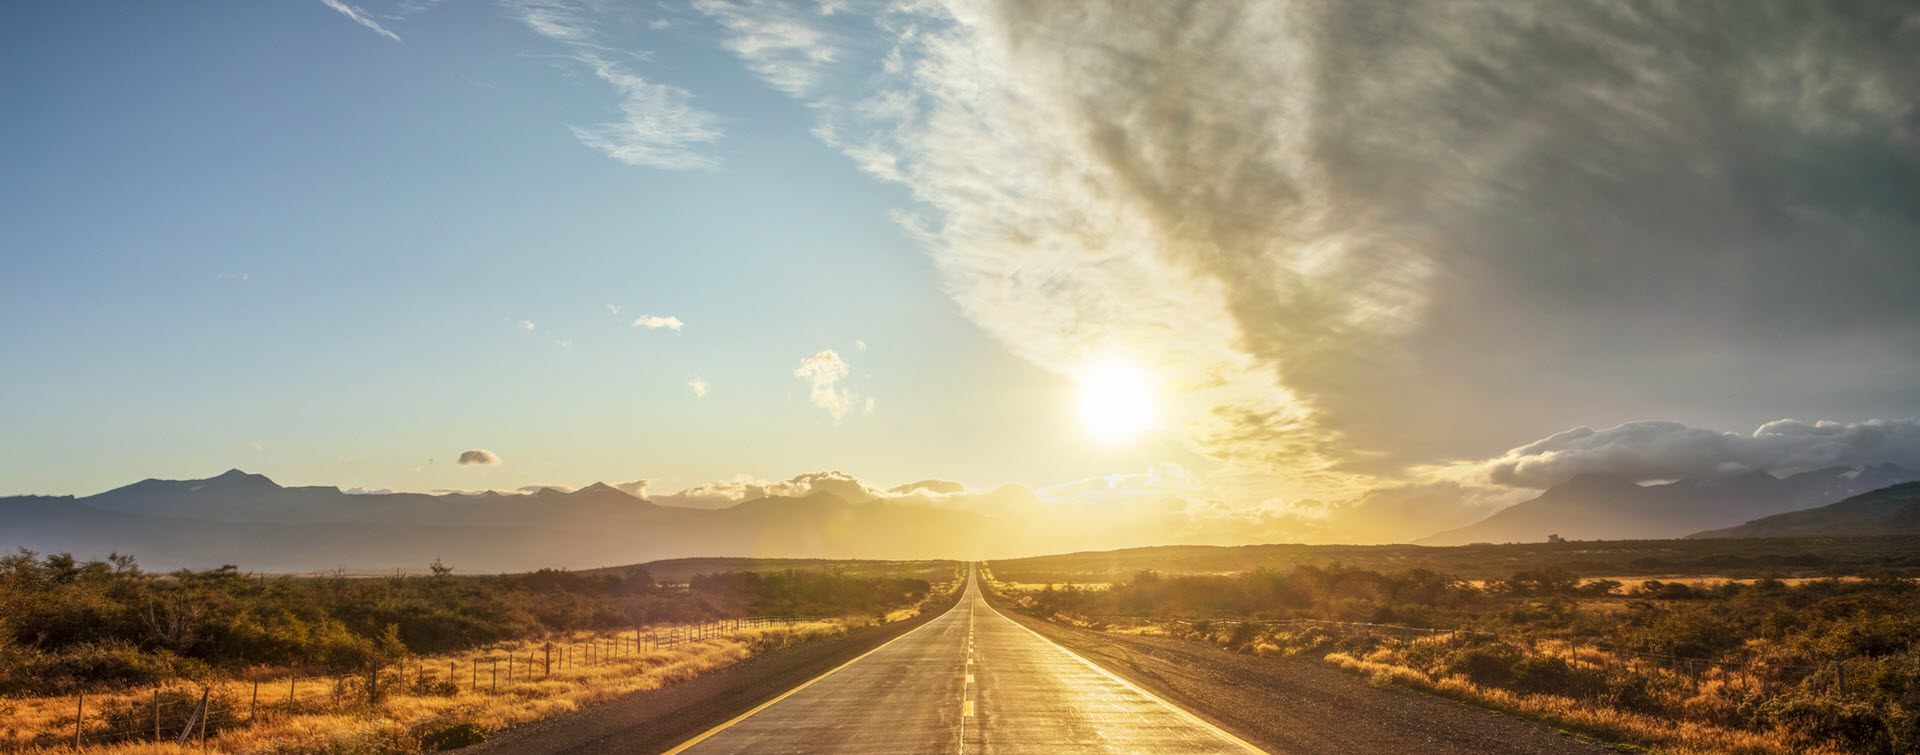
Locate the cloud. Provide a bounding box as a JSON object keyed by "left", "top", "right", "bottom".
{"left": 787, "top": 0, "right": 1920, "bottom": 511}
{"left": 688, "top": 378, "right": 710, "bottom": 397}
{"left": 692, "top": 0, "right": 839, "bottom": 97}
{"left": 457, "top": 449, "right": 501, "bottom": 467}
{"left": 649, "top": 470, "right": 887, "bottom": 508}
{"left": 319, "top": 0, "right": 403, "bottom": 42}
{"left": 570, "top": 58, "right": 725, "bottom": 171}
{"left": 793, "top": 349, "right": 859, "bottom": 419}
{"left": 633, "top": 315, "right": 685, "bottom": 331}
{"left": 1457, "top": 419, "right": 1920, "bottom": 490}
{"left": 503, "top": 1, "right": 725, "bottom": 170}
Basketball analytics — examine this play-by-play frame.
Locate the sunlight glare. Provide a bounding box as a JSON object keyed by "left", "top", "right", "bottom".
{"left": 1077, "top": 361, "right": 1157, "bottom": 442}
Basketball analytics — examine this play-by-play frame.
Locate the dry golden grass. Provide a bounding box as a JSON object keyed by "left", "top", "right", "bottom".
{"left": 1323, "top": 652, "right": 1841, "bottom": 755}
{"left": 2, "top": 621, "right": 846, "bottom": 755}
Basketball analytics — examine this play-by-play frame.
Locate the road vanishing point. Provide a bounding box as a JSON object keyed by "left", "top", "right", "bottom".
{"left": 665, "top": 567, "right": 1260, "bottom": 754}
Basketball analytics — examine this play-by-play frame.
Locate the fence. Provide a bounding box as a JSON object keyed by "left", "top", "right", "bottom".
{"left": 1085, "top": 614, "right": 1850, "bottom": 703}
{"left": 5, "top": 616, "right": 829, "bottom": 752}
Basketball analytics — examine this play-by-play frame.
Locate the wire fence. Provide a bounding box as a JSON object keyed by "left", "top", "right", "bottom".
{"left": 3, "top": 615, "right": 830, "bottom": 753}
{"left": 1084, "top": 614, "right": 1860, "bottom": 702}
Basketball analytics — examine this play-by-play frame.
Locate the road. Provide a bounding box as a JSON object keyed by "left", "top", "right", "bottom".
{"left": 666, "top": 567, "right": 1258, "bottom": 754}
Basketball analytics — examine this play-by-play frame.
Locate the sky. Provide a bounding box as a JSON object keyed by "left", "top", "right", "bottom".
{"left": 2, "top": 0, "right": 1917, "bottom": 543}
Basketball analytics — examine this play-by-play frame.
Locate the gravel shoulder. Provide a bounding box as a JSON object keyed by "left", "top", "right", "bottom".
{"left": 467, "top": 596, "right": 960, "bottom": 755}
{"left": 988, "top": 599, "right": 1624, "bottom": 755}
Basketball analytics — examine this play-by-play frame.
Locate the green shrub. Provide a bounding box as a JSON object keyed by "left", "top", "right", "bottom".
{"left": 421, "top": 722, "right": 486, "bottom": 751}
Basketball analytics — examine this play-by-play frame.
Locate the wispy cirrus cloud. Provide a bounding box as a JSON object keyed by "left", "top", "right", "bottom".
{"left": 501, "top": 0, "right": 724, "bottom": 170}
{"left": 691, "top": 0, "right": 840, "bottom": 97}
{"left": 319, "top": 0, "right": 403, "bottom": 42}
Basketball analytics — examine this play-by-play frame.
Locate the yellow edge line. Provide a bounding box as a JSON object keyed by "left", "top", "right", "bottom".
{"left": 984, "top": 600, "right": 1268, "bottom": 754}
{"left": 661, "top": 581, "right": 966, "bottom": 755}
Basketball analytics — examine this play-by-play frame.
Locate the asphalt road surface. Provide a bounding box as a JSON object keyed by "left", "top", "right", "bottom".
{"left": 666, "top": 567, "right": 1259, "bottom": 754}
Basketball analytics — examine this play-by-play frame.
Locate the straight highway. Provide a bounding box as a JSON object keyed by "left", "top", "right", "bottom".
{"left": 665, "top": 567, "right": 1259, "bottom": 754}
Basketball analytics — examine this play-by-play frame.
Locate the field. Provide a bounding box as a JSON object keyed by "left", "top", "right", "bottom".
{"left": 986, "top": 536, "right": 1920, "bottom": 584}
{"left": 985, "top": 538, "right": 1920, "bottom": 755}
{"left": 609, "top": 558, "right": 963, "bottom": 585}
{"left": 0, "top": 552, "right": 961, "bottom": 753}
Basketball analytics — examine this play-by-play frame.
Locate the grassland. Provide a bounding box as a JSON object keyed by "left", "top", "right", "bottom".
{"left": 986, "top": 536, "right": 1920, "bottom": 584}
{"left": 0, "top": 551, "right": 962, "bottom": 753}
{"left": 985, "top": 543, "right": 1920, "bottom": 755}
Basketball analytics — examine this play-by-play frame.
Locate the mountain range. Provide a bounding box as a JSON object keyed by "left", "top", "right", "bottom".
{"left": 1416, "top": 464, "right": 1920, "bottom": 545}
{"left": 1, "top": 470, "right": 1203, "bottom": 573}
{"left": 1690, "top": 481, "right": 1920, "bottom": 539}
{"left": 10, "top": 464, "right": 1919, "bottom": 572}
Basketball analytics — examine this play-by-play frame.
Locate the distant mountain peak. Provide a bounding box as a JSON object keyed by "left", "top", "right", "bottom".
{"left": 210, "top": 469, "right": 280, "bottom": 488}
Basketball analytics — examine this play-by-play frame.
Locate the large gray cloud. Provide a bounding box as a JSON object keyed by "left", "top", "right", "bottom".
{"left": 787, "top": 0, "right": 1920, "bottom": 505}
{"left": 1471, "top": 419, "right": 1920, "bottom": 489}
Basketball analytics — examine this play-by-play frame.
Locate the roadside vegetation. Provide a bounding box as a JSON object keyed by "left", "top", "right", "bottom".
{"left": 989, "top": 563, "right": 1920, "bottom": 755}
{"left": 987, "top": 535, "right": 1920, "bottom": 584}
{"left": 0, "top": 551, "right": 960, "bottom": 753}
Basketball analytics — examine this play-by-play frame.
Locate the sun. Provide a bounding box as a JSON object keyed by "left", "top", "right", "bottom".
{"left": 1076, "top": 361, "right": 1157, "bottom": 442}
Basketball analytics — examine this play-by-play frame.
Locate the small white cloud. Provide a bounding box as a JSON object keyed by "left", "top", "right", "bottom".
{"left": 457, "top": 449, "right": 502, "bottom": 467}
{"left": 688, "top": 378, "right": 710, "bottom": 397}
{"left": 794, "top": 349, "right": 859, "bottom": 419}
{"left": 318, "top": 0, "right": 403, "bottom": 42}
{"left": 633, "top": 315, "right": 685, "bottom": 331}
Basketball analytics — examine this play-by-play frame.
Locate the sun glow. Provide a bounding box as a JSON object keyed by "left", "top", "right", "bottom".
{"left": 1077, "top": 361, "right": 1157, "bottom": 442}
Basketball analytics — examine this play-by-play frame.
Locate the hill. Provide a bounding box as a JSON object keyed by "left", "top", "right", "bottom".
{"left": 1690, "top": 482, "right": 1920, "bottom": 539}
{"left": 1416, "top": 464, "right": 1917, "bottom": 545}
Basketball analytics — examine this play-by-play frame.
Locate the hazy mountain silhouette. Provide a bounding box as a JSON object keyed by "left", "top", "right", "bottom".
{"left": 1689, "top": 482, "right": 1920, "bottom": 538}
{"left": 1417, "top": 464, "right": 1920, "bottom": 545}
{"left": 0, "top": 470, "right": 1006, "bottom": 572}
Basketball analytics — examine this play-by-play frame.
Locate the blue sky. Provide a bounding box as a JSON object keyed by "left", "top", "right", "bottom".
{"left": 3, "top": 1, "right": 1917, "bottom": 543}
{"left": 0, "top": 0, "right": 1202, "bottom": 497}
